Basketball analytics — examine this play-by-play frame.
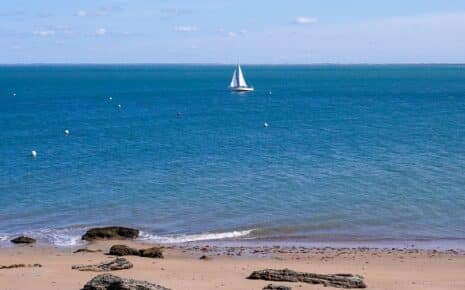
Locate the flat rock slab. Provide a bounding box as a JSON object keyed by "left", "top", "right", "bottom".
{"left": 72, "top": 258, "right": 133, "bottom": 272}
{"left": 73, "top": 248, "right": 103, "bottom": 254}
{"left": 82, "top": 226, "right": 139, "bottom": 241}
{"left": 263, "top": 284, "right": 292, "bottom": 290}
{"left": 81, "top": 273, "right": 171, "bottom": 290}
{"left": 248, "top": 269, "right": 366, "bottom": 289}
{"left": 10, "top": 236, "right": 36, "bottom": 244}
{"left": 0, "top": 264, "right": 42, "bottom": 270}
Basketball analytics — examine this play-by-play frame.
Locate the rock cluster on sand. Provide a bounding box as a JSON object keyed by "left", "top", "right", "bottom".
{"left": 263, "top": 284, "right": 292, "bottom": 290}
{"left": 10, "top": 236, "right": 36, "bottom": 244}
{"left": 109, "top": 244, "right": 163, "bottom": 258}
{"left": 248, "top": 269, "right": 366, "bottom": 289}
{"left": 72, "top": 258, "right": 133, "bottom": 272}
{"left": 82, "top": 226, "right": 139, "bottom": 241}
{"left": 81, "top": 273, "right": 171, "bottom": 290}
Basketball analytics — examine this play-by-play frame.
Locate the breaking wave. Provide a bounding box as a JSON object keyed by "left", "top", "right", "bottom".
{"left": 139, "top": 229, "right": 255, "bottom": 243}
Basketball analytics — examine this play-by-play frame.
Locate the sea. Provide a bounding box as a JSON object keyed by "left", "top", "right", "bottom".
{"left": 1, "top": 64, "right": 465, "bottom": 249}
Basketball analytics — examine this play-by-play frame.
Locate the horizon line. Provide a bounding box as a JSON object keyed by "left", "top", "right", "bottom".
{"left": 1, "top": 62, "right": 465, "bottom": 66}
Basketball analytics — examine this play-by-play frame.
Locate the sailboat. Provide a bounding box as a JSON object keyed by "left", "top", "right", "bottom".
{"left": 229, "top": 65, "right": 254, "bottom": 92}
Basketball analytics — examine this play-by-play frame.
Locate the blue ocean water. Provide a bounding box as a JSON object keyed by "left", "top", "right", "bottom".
{"left": 1, "top": 64, "right": 465, "bottom": 247}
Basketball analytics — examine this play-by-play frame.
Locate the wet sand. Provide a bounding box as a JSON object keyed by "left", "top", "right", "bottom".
{"left": 1, "top": 241, "right": 465, "bottom": 289}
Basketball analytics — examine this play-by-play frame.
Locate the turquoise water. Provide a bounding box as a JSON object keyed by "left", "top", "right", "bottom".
{"left": 1, "top": 64, "right": 465, "bottom": 247}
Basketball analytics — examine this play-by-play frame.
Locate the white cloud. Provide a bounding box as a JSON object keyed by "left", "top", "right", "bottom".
{"left": 228, "top": 31, "right": 237, "bottom": 38}
{"left": 75, "top": 10, "right": 88, "bottom": 17}
{"left": 295, "top": 16, "right": 318, "bottom": 24}
{"left": 34, "top": 30, "right": 56, "bottom": 37}
{"left": 95, "top": 28, "right": 107, "bottom": 36}
{"left": 174, "top": 26, "right": 197, "bottom": 32}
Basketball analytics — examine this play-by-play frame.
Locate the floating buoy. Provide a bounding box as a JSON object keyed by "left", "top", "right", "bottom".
{"left": 117, "top": 104, "right": 122, "bottom": 108}
{"left": 109, "top": 96, "right": 112, "bottom": 100}
{"left": 31, "top": 150, "right": 37, "bottom": 157}
{"left": 264, "top": 122, "right": 269, "bottom": 128}
{"left": 13, "top": 92, "right": 16, "bottom": 96}
{"left": 269, "top": 91, "right": 272, "bottom": 95}
{"left": 64, "top": 129, "right": 70, "bottom": 135}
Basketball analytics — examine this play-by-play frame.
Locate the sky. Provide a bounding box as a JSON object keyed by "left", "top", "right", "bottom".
{"left": 1, "top": 0, "right": 465, "bottom": 64}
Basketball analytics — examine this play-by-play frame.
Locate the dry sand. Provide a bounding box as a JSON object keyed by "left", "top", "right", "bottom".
{"left": 0, "top": 241, "right": 464, "bottom": 290}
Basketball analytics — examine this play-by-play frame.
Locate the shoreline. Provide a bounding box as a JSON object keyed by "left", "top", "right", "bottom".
{"left": 2, "top": 229, "right": 465, "bottom": 251}
{"left": 1, "top": 240, "right": 465, "bottom": 289}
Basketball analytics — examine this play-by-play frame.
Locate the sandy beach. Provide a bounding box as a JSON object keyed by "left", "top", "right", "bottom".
{"left": 1, "top": 240, "right": 465, "bottom": 290}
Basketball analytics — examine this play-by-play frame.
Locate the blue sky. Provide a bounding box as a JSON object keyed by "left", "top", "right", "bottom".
{"left": 2, "top": 0, "right": 465, "bottom": 63}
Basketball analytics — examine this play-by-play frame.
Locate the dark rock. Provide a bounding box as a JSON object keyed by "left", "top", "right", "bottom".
{"left": 72, "top": 258, "right": 133, "bottom": 272}
{"left": 139, "top": 247, "right": 163, "bottom": 258}
{"left": 263, "top": 284, "right": 292, "bottom": 290}
{"left": 81, "top": 273, "right": 171, "bottom": 290}
{"left": 10, "top": 236, "right": 36, "bottom": 244}
{"left": 109, "top": 245, "right": 140, "bottom": 256}
{"left": 199, "top": 255, "right": 210, "bottom": 260}
{"left": 0, "top": 264, "right": 41, "bottom": 270}
{"left": 248, "top": 269, "right": 366, "bottom": 289}
{"left": 73, "top": 248, "right": 102, "bottom": 254}
{"left": 82, "top": 226, "right": 139, "bottom": 241}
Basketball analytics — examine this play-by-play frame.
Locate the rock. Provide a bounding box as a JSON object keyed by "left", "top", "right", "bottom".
{"left": 109, "top": 245, "right": 140, "bottom": 256}
{"left": 139, "top": 247, "right": 163, "bottom": 258}
{"left": 74, "top": 248, "right": 102, "bottom": 254}
{"left": 10, "top": 236, "right": 36, "bottom": 244}
{"left": 199, "top": 255, "right": 210, "bottom": 260}
{"left": 82, "top": 226, "right": 139, "bottom": 241}
{"left": 72, "top": 258, "right": 133, "bottom": 272}
{"left": 248, "top": 269, "right": 366, "bottom": 289}
{"left": 81, "top": 273, "right": 171, "bottom": 290}
{"left": 263, "top": 284, "right": 292, "bottom": 290}
{"left": 0, "top": 264, "right": 41, "bottom": 270}
{"left": 108, "top": 245, "right": 163, "bottom": 259}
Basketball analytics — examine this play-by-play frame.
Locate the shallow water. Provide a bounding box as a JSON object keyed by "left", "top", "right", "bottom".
{"left": 1, "top": 64, "right": 465, "bottom": 247}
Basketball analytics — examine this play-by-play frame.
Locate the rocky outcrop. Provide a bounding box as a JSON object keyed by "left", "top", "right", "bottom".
{"left": 72, "top": 258, "right": 133, "bottom": 272}
{"left": 81, "top": 273, "right": 171, "bottom": 290}
{"left": 10, "top": 236, "right": 36, "bottom": 244}
{"left": 0, "top": 264, "right": 41, "bottom": 270}
{"left": 109, "top": 245, "right": 140, "bottom": 256}
{"left": 263, "top": 284, "right": 292, "bottom": 290}
{"left": 108, "top": 245, "right": 163, "bottom": 258}
{"left": 82, "top": 227, "right": 139, "bottom": 241}
{"left": 139, "top": 247, "right": 163, "bottom": 258}
{"left": 248, "top": 269, "right": 366, "bottom": 289}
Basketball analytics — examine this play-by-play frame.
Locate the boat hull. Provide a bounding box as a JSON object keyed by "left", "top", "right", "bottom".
{"left": 230, "top": 87, "right": 254, "bottom": 92}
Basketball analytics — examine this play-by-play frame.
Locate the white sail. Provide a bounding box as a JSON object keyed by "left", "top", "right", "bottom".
{"left": 236, "top": 65, "right": 248, "bottom": 87}
{"left": 230, "top": 69, "right": 238, "bottom": 88}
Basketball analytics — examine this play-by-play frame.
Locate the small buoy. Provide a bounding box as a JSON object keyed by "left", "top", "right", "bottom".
{"left": 264, "top": 122, "right": 269, "bottom": 128}
{"left": 269, "top": 91, "right": 272, "bottom": 95}
{"left": 117, "top": 104, "right": 122, "bottom": 108}
{"left": 64, "top": 129, "right": 70, "bottom": 135}
{"left": 109, "top": 96, "right": 112, "bottom": 100}
{"left": 13, "top": 92, "right": 16, "bottom": 96}
{"left": 31, "top": 150, "right": 37, "bottom": 157}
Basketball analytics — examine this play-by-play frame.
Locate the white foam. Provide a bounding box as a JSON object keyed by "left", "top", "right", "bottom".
{"left": 139, "top": 229, "right": 254, "bottom": 244}
{"left": 21, "top": 227, "right": 85, "bottom": 247}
